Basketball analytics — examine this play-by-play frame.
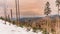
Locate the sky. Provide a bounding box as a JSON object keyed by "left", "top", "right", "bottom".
{"left": 0, "top": 0, "right": 58, "bottom": 17}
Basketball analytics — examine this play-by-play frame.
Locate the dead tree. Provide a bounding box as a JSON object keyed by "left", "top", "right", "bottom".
{"left": 4, "top": 0, "right": 7, "bottom": 24}
{"left": 10, "top": 9, "right": 13, "bottom": 24}
{"left": 7, "top": 15, "right": 10, "bottom": 22}
{"left": 17, "top": 0, "right": 20, "bottom": 26}
{"left": 15, "top": 0, "right": 19, "bottom": 26}
{"left": 10, "top": 9, "right": 13, "bottom": 20}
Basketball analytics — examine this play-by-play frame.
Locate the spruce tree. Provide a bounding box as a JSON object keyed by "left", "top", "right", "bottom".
{"left": 56, "top": 0, "right": 60, "bottom": 34}
{"left": 44, "top": 2, "right": 51, "bottom": 34}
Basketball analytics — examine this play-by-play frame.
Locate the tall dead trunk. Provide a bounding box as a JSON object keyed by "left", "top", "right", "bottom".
{"left": 15, "top": 0, "right": 20, "bottom": 26}
{"left": 4, "top": 9, "right": 7, "bottom": 24}
{"left": 7, "top": 15, "right": 10, "bottom": 22}
{"left": 15, "top": 0, "right": 18, "bottom": 25}
{"left": 10, "top": 9, "right": 13, "bottom": 19}
{"left": 56, "top": 5, "right": 60, "bottom": 34}
{"left": 10, "top": 9, "right": 13, "bottom": 24}
{"left": 17, "top": 0, "right": 20, "bottom": 26}
{"left": 4, "top": 0, "right": 7, "bottom": 24}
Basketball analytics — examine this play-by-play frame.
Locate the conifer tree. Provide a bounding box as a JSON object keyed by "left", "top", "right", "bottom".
{"left": 44, "top": 2, "right": 51, "bottom": 34}
{"left": 56, "top": 0, "right": 60, "bottom": 34}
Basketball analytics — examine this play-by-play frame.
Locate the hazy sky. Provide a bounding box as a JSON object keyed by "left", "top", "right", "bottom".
{"left": 0, "top": 0, "right": 58, "bottom": 17}
{"left": 20, "top": 0, "right": 57, "bottom": 17}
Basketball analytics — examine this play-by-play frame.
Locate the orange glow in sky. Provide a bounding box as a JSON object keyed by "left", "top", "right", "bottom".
{"left": 0, "top": 0, "right": 58, "bottom": 17}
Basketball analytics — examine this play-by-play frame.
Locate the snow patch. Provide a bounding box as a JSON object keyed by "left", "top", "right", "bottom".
{"left": 0, "top": 19, "right": 43, "bottom": 34}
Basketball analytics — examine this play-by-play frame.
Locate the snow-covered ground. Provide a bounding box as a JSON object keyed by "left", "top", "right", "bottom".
{"left": 0, "top": 19, "right": 43, "bottom": 34}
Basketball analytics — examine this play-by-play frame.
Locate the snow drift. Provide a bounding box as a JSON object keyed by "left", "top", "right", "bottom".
{"left": 0, "top": 19, "right": 43, "bottom": 34}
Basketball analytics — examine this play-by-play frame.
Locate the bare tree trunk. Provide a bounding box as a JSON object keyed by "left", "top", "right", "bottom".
{"left": 4, "top": 0, "right": 7, "bottom": 24}
{"left": 56, "top": 5, "right": 60, "bottom": 34}
{"left": 7, "top": 15, "right": 10, "bottom": 22}
{"left": 46, "top": 15, "right": 49, "bottom": 34}
{"left": 10, "top": 9, "right": 13, "bottom": 24}
{"left": 4, "top": 9, "right": 7, "bottom": 24}
{"left": 15, "top": 0, "right": 18, "bottom": 25}
{"left": 17, "top": 0, "right": 20, "bottom": 26}
{"left": 10, "top": 9, "right": 13, "bottom": 20}
{"left": 58, "top": 5, "right": 59, "bottom": 34}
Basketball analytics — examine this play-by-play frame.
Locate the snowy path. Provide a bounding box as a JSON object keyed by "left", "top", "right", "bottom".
{"left": 0, "top": 19, "right": 42, "bottom": 34}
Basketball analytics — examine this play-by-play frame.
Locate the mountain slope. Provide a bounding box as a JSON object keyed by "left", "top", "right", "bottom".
{"left": 0, "top": 19, "right": 42, "bottom": 34}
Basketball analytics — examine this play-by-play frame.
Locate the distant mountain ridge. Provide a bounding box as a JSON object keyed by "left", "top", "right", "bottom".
{"left": 11, "top": 15, "right": 60, "bottom": 22}
{"left": 20, "top": 15, "right": 60, "bottom": 22}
